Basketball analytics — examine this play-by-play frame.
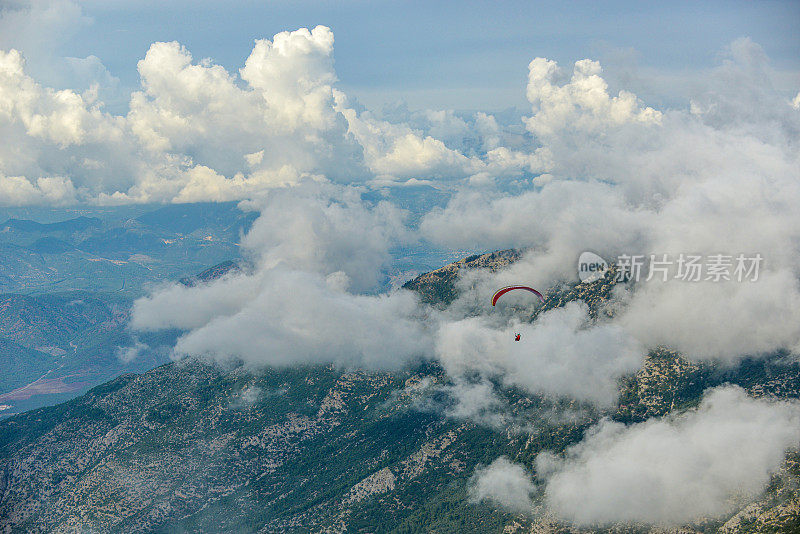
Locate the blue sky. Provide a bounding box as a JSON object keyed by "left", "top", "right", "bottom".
{"left": 3, "top": 0, "right": 798, "bottom": 111}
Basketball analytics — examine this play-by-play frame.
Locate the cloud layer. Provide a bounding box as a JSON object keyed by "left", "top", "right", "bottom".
{"left": 131, "top": 183, "right": 432, "bottom": 369}
{"left": 536, "top": 386, "right": 800, "bottom": 525}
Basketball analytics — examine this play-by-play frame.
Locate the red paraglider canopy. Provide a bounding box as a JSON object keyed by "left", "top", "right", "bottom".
{"left": 491, "top": 286, "right": 544, "bottom": 306}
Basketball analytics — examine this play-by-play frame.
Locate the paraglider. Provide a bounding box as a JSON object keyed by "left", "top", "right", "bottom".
{"left": 491, "top": 286, "right": 544, "bottom": 306}
{"left": 492, "top": 286, "right": 544, "bottom": 342}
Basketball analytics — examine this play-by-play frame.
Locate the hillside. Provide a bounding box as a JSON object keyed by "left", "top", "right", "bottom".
{"left": 0, "top": 253, "right": 798, "bottom": 533}
{"left": 0, "top": 292, "right": 177, "bottom": 416}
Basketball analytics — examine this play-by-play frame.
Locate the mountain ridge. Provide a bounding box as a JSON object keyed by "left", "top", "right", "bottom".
{"left": 0, "top": 251, "right": 798, "bottom": 533}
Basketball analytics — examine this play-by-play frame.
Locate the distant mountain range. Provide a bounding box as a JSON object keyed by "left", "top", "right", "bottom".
{"left": 1, "top": 252, "right": 798, "bottom": 532}
{"left": 0, "top": 202, "right": 256, "bottom": 295}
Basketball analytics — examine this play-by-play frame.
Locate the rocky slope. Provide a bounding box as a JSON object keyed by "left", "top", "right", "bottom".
{"left": 0, "top": 252, "right": 798, "bottom": 533}
{"left": 403, "top": 249, "right": 522, "bottom": 306}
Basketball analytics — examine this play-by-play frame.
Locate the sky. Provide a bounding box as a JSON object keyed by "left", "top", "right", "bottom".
{"left": 3, "top": 0, "right": 800, "bottom": 527}
{"left": 3, "top": 0, "right": 799, "bottom": 111}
